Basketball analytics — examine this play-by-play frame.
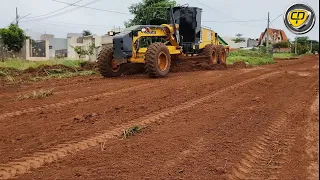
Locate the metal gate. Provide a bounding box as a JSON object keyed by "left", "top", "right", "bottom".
{"left": 29, "top": 40, "right": 46, "bottom": 57}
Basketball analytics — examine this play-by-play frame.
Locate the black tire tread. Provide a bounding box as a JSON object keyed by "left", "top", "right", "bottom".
{"left": 200, "top": 44, "right": 218, "bottom": 65}
{"left": 97, "top": 46, "right": 124, "bottom": 77}
{"left": 216, "top": 45, "right": 227, "bottom": 65}
{"left": 145, "top": 43, "right": 171, "bottom": 78}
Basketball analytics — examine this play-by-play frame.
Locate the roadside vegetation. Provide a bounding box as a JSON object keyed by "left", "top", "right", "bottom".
{"left": 0, "top": 59, "right": 86, "bottom": 70}
{"left": 227, "top": 47, "right": 274, "bottom": 66}
{"left": 29, "top": 70, "right": 96, "bottom": 82}
{"left": 0, "top": 59, "right": 98, "bottom": 84}
{"left": 273, "top": 53, "right": 299, "bottom": 59}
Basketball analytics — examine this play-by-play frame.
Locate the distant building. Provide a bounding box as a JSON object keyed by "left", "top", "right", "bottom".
{"left": 40, "top": 34, "right": 68, "bottom": 58}
{"left": 247, "top": 38, "right": 258, "bottom": 47}
{"left": 258, "top": 28, "right": 289, "bottom": 46}
{"left": 222, "top": 36, "right": 258, "bottom": 49}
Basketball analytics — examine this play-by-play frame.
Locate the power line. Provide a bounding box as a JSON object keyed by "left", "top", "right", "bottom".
{"left": 24, "top": 0, "right": 84, "bottom": 19}
{"left": 193, "top": 0, "right": 264, "bottom": 29}
{"left": 52, "top": 0, "right": 131, "bottom": 15}
{"left": 23, "top": 0, "right": 104, "bottom": 22}
{"left": 271, "top": 14, "right": 283, "bottom": 23}
{"left": 20, "top": 20, "right": 114, "bottom": 28}
{"left": 194, "top": 0, "right": 234, "bottom": 21}
{"left": 203, "top": 19, "right": 267, "bottom": 23}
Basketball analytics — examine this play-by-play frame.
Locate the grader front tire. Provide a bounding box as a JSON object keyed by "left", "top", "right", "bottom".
{"left": 97, "top": 46, "right": 125, "bottom": 77}
{"left": 145, "top": 43, "right": 171, "bottom": 78}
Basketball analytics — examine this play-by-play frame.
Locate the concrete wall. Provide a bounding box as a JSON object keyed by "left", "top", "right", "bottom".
{"left": 101, "top": 35, "right": 113, "bottom": 45}
{"left": 67, "top": 35, "right": 109, "bottom": 61}
{"left": 247, "top": 38, "right": 258, "bottom": 47}
{"left": 223, "top": 36, "right": 258, "bottom": 49}
{"left": 0, "top": 40, "right": 26, "bottom": 60}
{"left": 50, "top": 38, "right": 68, "bottom": 58}
{"left": 26, "top": 39, "right": 50, "bottom": 61}
{"left": 223, "top": 36, "right": 249, "bottom": 49}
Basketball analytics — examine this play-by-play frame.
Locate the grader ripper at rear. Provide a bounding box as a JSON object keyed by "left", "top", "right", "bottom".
{"left": 98, "top": 6, "right": 229, "bottom": 78}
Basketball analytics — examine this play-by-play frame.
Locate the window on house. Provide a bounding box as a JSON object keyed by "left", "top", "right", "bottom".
{"left": 77, "top": 37, "right": 83, "bottom": 43}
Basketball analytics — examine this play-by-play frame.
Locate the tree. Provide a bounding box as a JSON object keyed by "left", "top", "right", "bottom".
{"left": 0, "top": 24, "right": 27, "bottom": 52}
{"left": 71, "top": 43, "right": 96, "bottom": 60}
{"left": 232, "top": 33, "right": 246, "bottom": 50}
{"left": 82, "top": 30, "right": 92, "bottom": 36}
{"left": 311, "top": 40, "right": 319, "bottom": 53}
{"left": 125, "top": 0, "right": 177, "bottom": 27}
{"left": 292, "top": 36, "right": 318, "bottom": 54}
{"left": 296, "top": 36, "right": 309, "bottom": 45}
{"left": 72, "top": 46, "right": 87, "bottom": 59}
{"left": 273, "top": 41, "right": 291, "bottom": 49}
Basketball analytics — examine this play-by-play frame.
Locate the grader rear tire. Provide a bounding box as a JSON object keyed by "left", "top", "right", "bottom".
{"left": 217, "top": 45, "right": 227, "bottom": 65}
{"left": 201, "top": 44, "right": 218, "bottom": 65}
{"left": 97, "top": 46, "right": 125, "bottom": 77}
{"left": 145, "top": 43, "right": 171, "bottom": 78}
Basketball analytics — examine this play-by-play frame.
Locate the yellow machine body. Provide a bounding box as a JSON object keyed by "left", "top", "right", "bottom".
{"left": 128, "top": 25, "right": 228, "bottom": 64}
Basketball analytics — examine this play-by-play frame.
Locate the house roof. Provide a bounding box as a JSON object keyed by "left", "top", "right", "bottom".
{"left": 258, "top": 28, "right": 288, "bottom": 45}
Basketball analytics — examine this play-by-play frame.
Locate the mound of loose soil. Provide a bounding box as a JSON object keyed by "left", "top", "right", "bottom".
{"left": 80, "top": 61, "right": 98, "bottom": 70}
{"left": 170, "top": 58, "right": 228, "bottom": 73}
{"left": 228, "top": 61, "right": 249, "bottom": 69}
{"left": 24, "top": 65, "right": 79, "bottom": 76}
{"left": 0, "top": 67, "right": 22, "bottom": 76}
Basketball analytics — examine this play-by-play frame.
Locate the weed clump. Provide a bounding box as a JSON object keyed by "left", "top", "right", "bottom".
{"left": 122, "top": 125, "right": 146, "bottom": 139}
{"left": 17, "top": 89, "right": 54, "bottom": 100}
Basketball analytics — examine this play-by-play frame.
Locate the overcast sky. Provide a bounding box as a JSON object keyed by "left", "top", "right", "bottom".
{"left": 0, "top": 0, "right": 318, "bottom": 40}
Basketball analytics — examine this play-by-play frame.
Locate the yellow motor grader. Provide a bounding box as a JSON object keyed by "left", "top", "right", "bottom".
{"left": 98, "top": 6, "right": 229, "bottom": 78}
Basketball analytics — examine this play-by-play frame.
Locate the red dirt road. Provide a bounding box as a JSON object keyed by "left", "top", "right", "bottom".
{"left": 0, "top": 55, "right": 319, "bottom": 180}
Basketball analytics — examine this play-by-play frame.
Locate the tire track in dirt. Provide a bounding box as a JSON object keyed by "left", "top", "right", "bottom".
{"left": 0, "top": 83, "right": 154, "bottom": 120}
{"left": 164, "top": 137, "right": 206, "bottom": 169}
{"left": 305, "top": 95, "right": 319, "bottom": 180}
{"left": 0, "top": 67, "right": 265, "bottom": 119}
{"left": 227, "top": 82, "right": 318, "bottom": 180}
{"left": 0, "top": 71, "right": 279, "bottom": 180}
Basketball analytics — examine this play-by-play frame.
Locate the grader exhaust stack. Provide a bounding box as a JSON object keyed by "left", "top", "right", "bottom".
{"left": 98, "top": 6, "right": 229, "bottom": 78}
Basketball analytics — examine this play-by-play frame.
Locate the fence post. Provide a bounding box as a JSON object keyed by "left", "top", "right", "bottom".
{"left": 26, "top": 39, "right": 30, "bottom": 60}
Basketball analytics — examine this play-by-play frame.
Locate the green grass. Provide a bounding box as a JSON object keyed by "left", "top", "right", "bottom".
{"left": 0, "top": 59, "right": 86, "bottom": 70}
{"left": 227, "top": 56, "right": 274, "bottom": 65}
{"left": 227, "top": 50, "right": 275, "bottom": 65}
{"left": 273, "top": 53, "right": 299, "bottom": 59}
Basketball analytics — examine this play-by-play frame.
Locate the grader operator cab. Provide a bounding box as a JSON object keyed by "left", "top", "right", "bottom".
{"left": 98, "top": 6, "right": 229, "bottom": 78}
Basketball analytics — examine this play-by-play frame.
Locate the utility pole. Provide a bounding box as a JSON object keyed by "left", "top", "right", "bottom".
{"left": 16, "top": 7, "right": 19, "bottom": 25}
{"left": 295, "top": 34, "right": 297, "bottom": 54}
{"left": 266, "top": 12, "right": 270, "bottom": 51}
{"left": 310, "top": 40, "right": 313, "bottom": 53}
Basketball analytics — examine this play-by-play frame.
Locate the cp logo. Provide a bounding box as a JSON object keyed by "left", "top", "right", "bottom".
{"left": 284, "top": 3, "right": 316, "bottom": 34}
